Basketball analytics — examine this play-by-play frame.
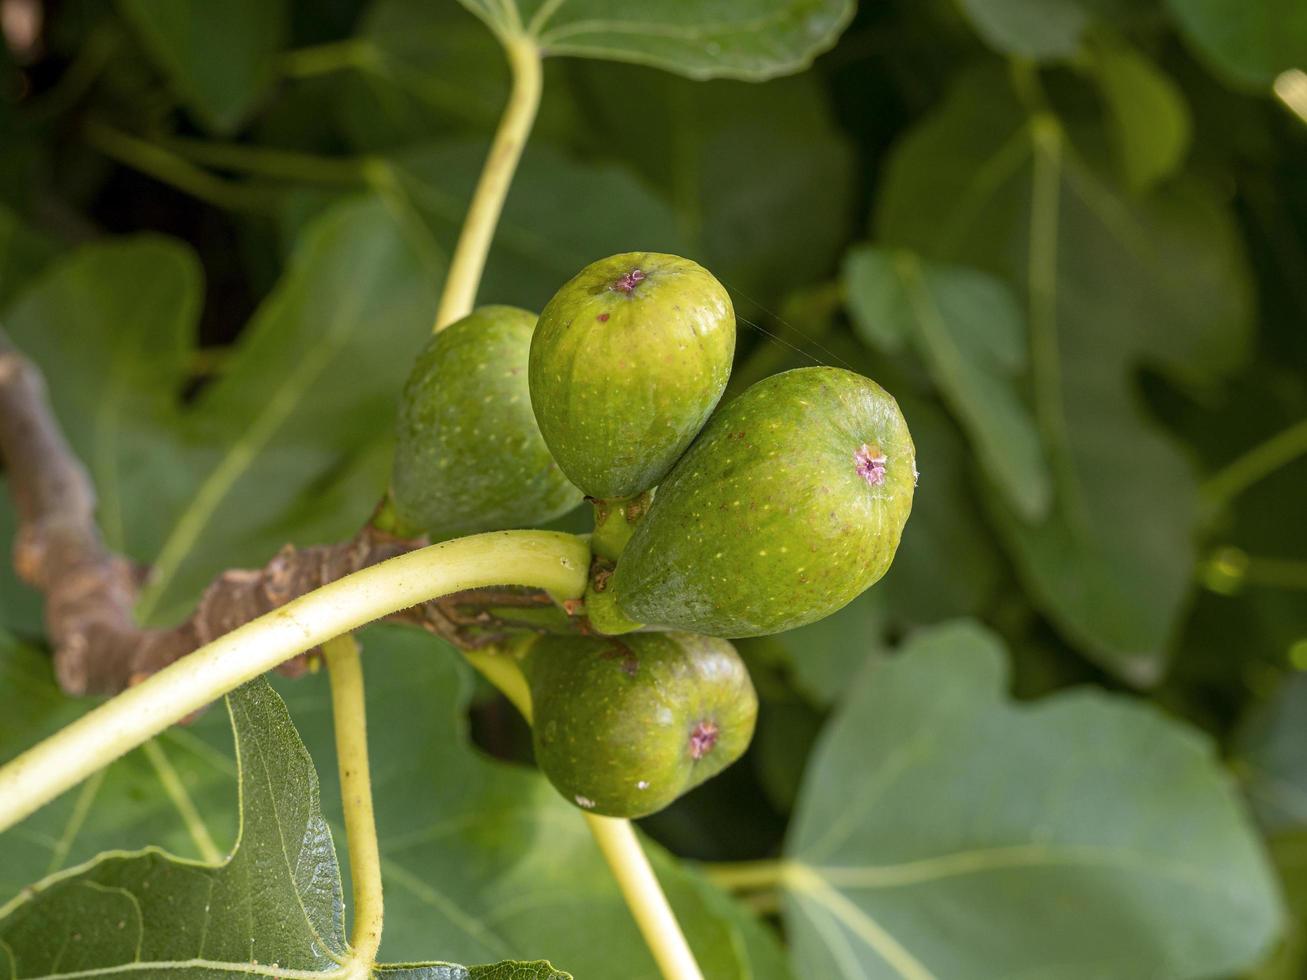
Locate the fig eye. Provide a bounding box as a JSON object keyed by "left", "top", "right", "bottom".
{"left": 855, "top": 444, "right": 888, "bottom": 486}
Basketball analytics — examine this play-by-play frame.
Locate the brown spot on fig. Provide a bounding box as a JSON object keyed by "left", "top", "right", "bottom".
{"left": 597, "top": 312, "right": 610, "bottom": 322}
{"left": 600, "top": 640, "right": 639, "bottom": 677}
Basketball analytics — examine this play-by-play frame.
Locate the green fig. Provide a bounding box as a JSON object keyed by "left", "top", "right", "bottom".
{"left": 523, "top": 631, "right": 757, "bottom": 818}
{"left": 606, "top": 366, "right": 916, "bottom": 637}
{"left": 529, "top": 252, "right": 736, "bottom": 499}
{"left": 391, "top": 306, "right": 582, "bottom": 539}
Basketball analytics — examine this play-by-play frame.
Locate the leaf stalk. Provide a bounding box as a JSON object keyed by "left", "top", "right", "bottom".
{"left": 433, "top": 34, "right": 542, "bottom": 330}
{"left": 325, "top": 634, "right": 385, "bottom": 970}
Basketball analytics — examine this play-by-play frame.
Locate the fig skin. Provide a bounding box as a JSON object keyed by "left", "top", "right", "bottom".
{"left": 523, "top": 631, "right": 757, "bottom": 819}
{"left": 529, "top": 252, "right": 736, "bottom": 499}
{"left": 391, "top": 306, "right": 582, "bottom": 539}
{"left": 608, "top": 366, "right": 916, "bottom": 637}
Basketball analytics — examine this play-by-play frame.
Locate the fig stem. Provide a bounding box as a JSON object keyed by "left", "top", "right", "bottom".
{"left": 590, "top": 491, "right": 652, "bottom": 562}
{"left": 325, "top": 633, "right": 385, "bottom": 968}
{"left": 0, "top": 530, "right": 589, "bottom": 833}
{"left": 1201, "top": 415, "right": 1307, "bottom": 512}
{"left": 464, "top": 642, "right": 535, "bottom": 722}
{"left": 585, "top": 814, "right": 706, "bottom": 980}
{"left": 433, "top": 34, "right": 542, "bottom": 331}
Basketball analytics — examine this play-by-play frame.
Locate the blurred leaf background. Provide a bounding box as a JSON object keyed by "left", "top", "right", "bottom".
{"left": 0, "top": 0, "right": 1305, "bottom": 976}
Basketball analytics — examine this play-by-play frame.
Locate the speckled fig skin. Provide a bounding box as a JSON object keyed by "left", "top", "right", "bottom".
{"left": 391, "top": 306, "right": 582, "bottom": 539}
{"left": 608, "top": 367, "right": 916, "bottom": 637}
{"left": 529, "top": 252, "right": 735, "bottom": 499}
{"left": 523, "top": 631, "right": 757, "bottom": 818}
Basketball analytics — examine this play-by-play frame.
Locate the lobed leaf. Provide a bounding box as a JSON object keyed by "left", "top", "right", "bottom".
{"left": 134, "top": 196, "right": 439, "bottom": 624}
{"left": 247, "top": 625, "right": 790, "bottom": 979}
{"left": 783, "top": 620, "right": 1283, "bottom": 978}
{"left": 876, "top": 67, "right": 1253, "bottom": 680}
{"left": 0, "top": 662, "right": 569, "bottom": 978}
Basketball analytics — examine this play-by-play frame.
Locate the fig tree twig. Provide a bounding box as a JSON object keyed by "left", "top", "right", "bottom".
{"left": 0, "top": 529, "right": 592, "bottom": 833}
{"left": 0, "top": 332, "right": 571, "bottom": 696}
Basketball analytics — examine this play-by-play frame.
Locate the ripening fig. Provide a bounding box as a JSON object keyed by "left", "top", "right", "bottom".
{"left": 605, "top": 366, "right": 916, "bottom": 637}
{"left": 529, "top": 252, "right": 736, "bottom": 500}
{"left": 390, "top": 306, "right": 582, "bottom": 539}
{"left": 523, "top": 631, "right": 757, "bottom": 818}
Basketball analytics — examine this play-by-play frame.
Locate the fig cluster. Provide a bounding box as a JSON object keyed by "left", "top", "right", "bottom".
{"left": 388, "top": 252, "right": 915, "bottom": 818}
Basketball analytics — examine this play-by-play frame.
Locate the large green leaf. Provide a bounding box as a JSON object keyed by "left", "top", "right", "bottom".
{"left": 843, "top": 246, "right": 1050, "bottom": 521}
{"left": 3, "top": 196, "right": 437, "bottom": 627}
{"left": 116, "top": 0, "right": 288, "bottom": 132}
{"left": 1164, "top": 0, "right": 1307, "bottom": 89}
{"left": 876, "top": 67, "right": 1253, "bottom": 680}
{"left": 0, "top": 627, "right": 784, "bottom": 977}
{"left": 577, "top": 65, "right": 855, "bottom": 301}
{"left": 782, "top": 620, "right": 1283, "bottom": 978}
{"left": 249, "top": 626, "right": 789, "bottom": 980}
{"left": 0, "top": 662, "right": 567, "bottom": 978}
{"left": 134, "top": 196, "right": 438, "bottom": 624}
{"left": 459, "top": 0, "right": 852, "bottom": 80}
{"left": 3, "top": 237, "right": 202, "bottom": 557}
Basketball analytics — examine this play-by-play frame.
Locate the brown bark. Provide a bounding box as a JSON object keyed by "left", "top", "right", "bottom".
{"left": 0, "top": 333, "right": 569, "bottom": 697}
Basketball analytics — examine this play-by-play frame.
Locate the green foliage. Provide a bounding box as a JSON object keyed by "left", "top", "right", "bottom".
{"left": 0, "top": 635, "right": 237, "bottom": 898}
{"left": 957, "top": 0, "right": 1094, "bottom": 60}
{"left": 783, "top": 621, "right": 1282, "bottom": 977}
{"left": 876, "top": 66, "right": 1253, "bottom": 681}
{"left": 390, "top": 143, "right": 687, "bottom": 310}
{"left": 2, "top": 0, "right": 1305, "bottom": 974}
{"left": 0, "top": 660, "right": 564, "bottom": 978}
{"left": 1086, "top": 37, "right": 1192, "bottom": 191}
{"left": 575, "top": 66, "right": 856, "bottom": 301}
{"left": 118, "top": 0, "right": 288, "bottom": 132}
{"left": 1163, "top": 0, "right": 1307, "bottom": 88}
{"left": 1237, "top": 673, "right": 1307, "bottom": 832}
{"left": 5, "top": 197, "right": 437, "bottom": 626}
{"left": 457, "top": 0, "right": 853, "bottom": 80}
{"left": 242, "top": 628, "right": 786, "bottom": 978}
